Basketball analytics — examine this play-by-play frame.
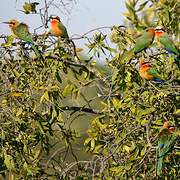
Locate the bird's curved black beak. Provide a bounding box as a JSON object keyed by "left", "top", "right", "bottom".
{"left": 2, "top": 22, "right": 9, "bottom": 24}
{"left": 48, "top": 17, "right": 52, "bottom": 22}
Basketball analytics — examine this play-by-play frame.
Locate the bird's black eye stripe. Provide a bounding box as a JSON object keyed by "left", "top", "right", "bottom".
{"left": 142, "top": 62, "right": 149, "bottom": 65}
{"left": 51, "top": 17, "right": 60, "bottom": 21}
{"left": 156, "top": 28, "right": 165, "bottom": 31}
{"left": 10, "top": 22, "right": 15, "bottom": 25}
{"left": 54, "top": 17, "right": 60, "bottom": 21}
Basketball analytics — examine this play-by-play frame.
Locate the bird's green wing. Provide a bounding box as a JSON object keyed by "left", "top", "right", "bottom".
{"left": 134, "top": 32, "right": 154, "bottom": 53}
{"left": 158, "top": 33, "right": 179, "bottom": 55}
{"left": 160, "top": 133, "right": 177, "bottom": 156}
{"left": 158, "top": 129, "right": 169, "bottom": 149}
{"left": 30, "top": 43, "right": 40, "bottom": 58}
{"left": 157, "top": 128, "right": 169, "bottom": 171}
{"left": 12, "top": 23, "right": 34, "bottom": 43}
{"left": 58, "top": 22, "right": 69, "bottom": 39}
{"left": 157, "top": 129, "right": 177, "bottom": 171}
{"left": 146, "top": 66, "right": 164, "bottom": 80}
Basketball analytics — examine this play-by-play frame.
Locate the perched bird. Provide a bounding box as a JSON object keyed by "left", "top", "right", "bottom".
{"left": 49, "top": 15, "right": 69, "bottom": 39}
{"left": 3, "top": 19, "right": 40, "bottom": 58}
{"left": 155, "top": 26, "right": 180, "bottom": 68}
{"left": 157, "top": 121, "right": 177, "bottom": 172}
{"left": 133, "top": 28, "right": 155, "bottom": 54}
{"left": 49, "top": 15, "right": 80, "bottom": 60}
{"left": 139, "top": 59, "right": 169, "bottom": 84}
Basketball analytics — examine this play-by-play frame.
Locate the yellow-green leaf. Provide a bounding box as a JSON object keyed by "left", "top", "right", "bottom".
{"left": 124, "top": 145, "right": 131, "bottom": 153}
{"left": 16, "top": 107, "right": 23, "bottom": 116}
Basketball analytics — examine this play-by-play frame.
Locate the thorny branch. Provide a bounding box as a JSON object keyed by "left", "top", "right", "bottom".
{"left": 58, "top": 106, "right": 103, "bottom": 114}
{"left": 45, "top": 55, "right": 111, "bottom": 88}
{"left": 102, "top": 125, "right": 142, "bottom": 162}
{"left": 145, "top": 114, "right": 157, "bottom": 149}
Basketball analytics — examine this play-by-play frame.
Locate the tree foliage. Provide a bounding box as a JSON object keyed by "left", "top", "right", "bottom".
{"left": 0, "top": 0, "right": 179, "bottom": 179}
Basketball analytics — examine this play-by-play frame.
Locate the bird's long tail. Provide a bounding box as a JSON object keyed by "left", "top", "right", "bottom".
{"left": 123, "top": 47, "right": 135, "bottom": 62}
{"left": 29, "top": 43, "right": 40, "bottom": 58}
{"left": 154, "top": 78, "right": 169, "bottom": 85}
{"left": 164, "top": 47, "right": 180, "bottom": 69}
{"left": 126, "top": 47, "right": 135, "bottom": 57}
{"left": 67, "top": 39, "right": 80, "bottom": 61}
{"left": 157, "top": 156, "right": 163, "bottom": 172}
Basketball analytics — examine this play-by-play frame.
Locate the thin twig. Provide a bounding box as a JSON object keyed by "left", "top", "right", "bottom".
{"left": 103, "top": 126, "right": 141, "bottom": 162}
{"left": 45, "top": 146, "right": 66, "bottom": 169}
{"left": 58, "top": 106, "right": 103, "bottom": 114}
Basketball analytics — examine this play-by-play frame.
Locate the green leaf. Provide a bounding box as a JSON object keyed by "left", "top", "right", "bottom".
{"left": 4, "top": 151, "right": 14, "bottom": 169}
{"left": 141, "top": 146, "right": 147, "bottom": 156}
{"left": 90, "top": 139, "right": 95, "bottom": 151}
{"left": 94, "top": 145, "right": 103, "bottom": 153}
{"left": 34, "top": 149, "right": 41, "bottom": 160}
{"left": 44, "top": 91, "right": 49, "bottom": 102}
{"left": 84, "top": 137, "right": 92, "bottom": 146}
{"left": 113, "top": 98, "right": 118, "bottom": 109}
{"left": 110, "top": 166, "right": 124, "bottom": 172}
{"left": 141, "top": 118, "right": 146, "bottom": 125}
{"left": 174, "top": 109, "right": 180, "bottom": 114}
{"left": 1, "top": 130, "right": 5, "bottom": 140}
{"left": 136, "top": 1, "right": 148, "bottom": 12}
{"left": 57, "top": 112, "right": 63, "bottom": 122}
{"left": 23, "top": 2, "right": 39, "bottom": 14}
{"left": 13, "top": 69, "right": 21, "bottom": 77}
{"left": 16, "top": 107, "right": 23, "bottom": 116}
{"left": 62, "top": 84, "right": 73, "bottom": 97}
{"left": 142, "top": 107, "right": 155, "bottom": 115}
{"left": 124, "top": 145, "right": 131, "bottom": 153}
{"left": 52, "top": 108, "right": 57, "bottom": 119}
{"left": 23, "top": 2, "right": 32, "bottom": 14}
{"left": 91, "top": 60, "right": 96, "bottom": 66}
{"left": 126, "top": 163, "right": 132, "bottom": 170}
{"left": 1, "top": 36, "right": 14, "bottom": 47}
{"left": 40, "top": 95, "right": 44, "bottom": 104}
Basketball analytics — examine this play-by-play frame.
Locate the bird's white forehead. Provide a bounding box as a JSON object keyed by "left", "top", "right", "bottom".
{"left": 156, "top": 25, "right": 164, "bottom": 30}
{"left": 51, "top": 15, "right": 58, "bottom": 18}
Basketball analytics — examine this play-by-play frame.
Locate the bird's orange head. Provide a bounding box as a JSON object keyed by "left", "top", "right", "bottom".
{"left": 49, "top": 15, "right": 61, "bottom": 24}
{"left": 163, "top": 121, "right": 175, "bottom": 134}
{"left": 3, "top": 19, "right": 19, "bottom": 28}
{"left": 146, "top": 28, "right": 155, "bottom": 35}
{"left": 3, "top": 19, "right": 19, "bottom": 39}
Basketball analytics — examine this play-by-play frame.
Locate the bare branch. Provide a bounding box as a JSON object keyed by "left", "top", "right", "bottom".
{"left": 58, "top": 106, "right": 103, "bottom": 114}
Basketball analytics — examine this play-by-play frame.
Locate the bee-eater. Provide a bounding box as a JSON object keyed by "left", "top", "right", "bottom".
{"left": 139, "top": 59, "right": 169, "bottom": 84}
{"left": 155, "top": 26, "right": 180, "bottom": 68}
{"left": 49, "top": 15, "right": 79, "bottom": 60}
{"left": 157, "top": 121, "right": 177, "bottom": 172}
{"left": 3, "top": 19, "right": 40, "bottom": 58}
{"left": 49, "top": 15, "right": 69, "bottom": 39}
{"left": 133, "top": 28, "right": 155, "bottom": 54}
